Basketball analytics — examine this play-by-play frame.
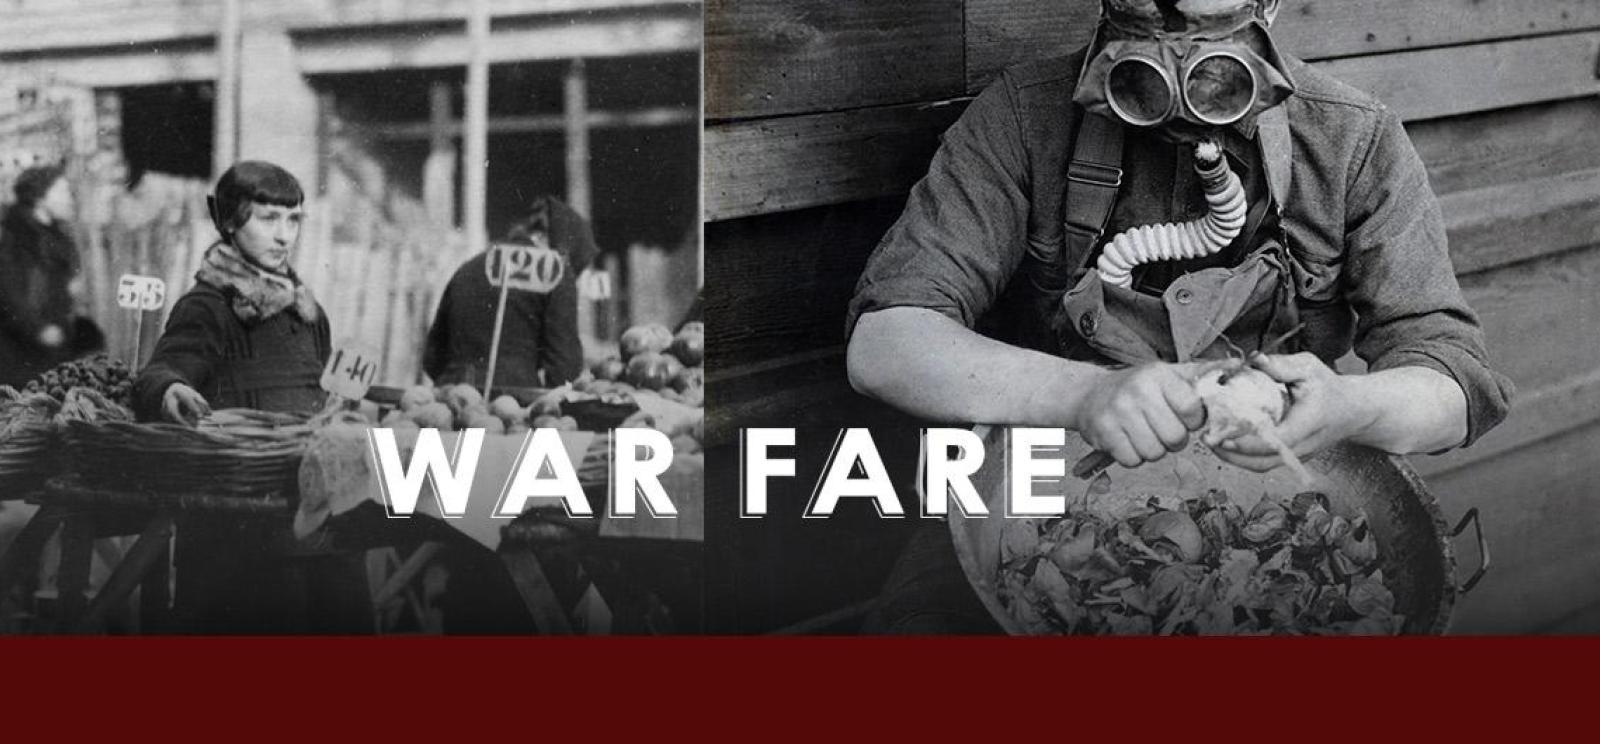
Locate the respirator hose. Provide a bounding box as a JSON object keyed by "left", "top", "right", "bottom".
{"left": 1095, "top": 140, "right": 1248, "bottom": 287}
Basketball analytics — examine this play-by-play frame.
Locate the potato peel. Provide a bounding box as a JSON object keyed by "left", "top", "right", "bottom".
{"left": 1194, "top": 365, "right": 1315, "bottom": 487}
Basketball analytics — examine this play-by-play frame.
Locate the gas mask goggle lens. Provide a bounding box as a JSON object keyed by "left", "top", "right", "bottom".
{"left": 1079, "top": 35, "right": 1292, "bottom": 129}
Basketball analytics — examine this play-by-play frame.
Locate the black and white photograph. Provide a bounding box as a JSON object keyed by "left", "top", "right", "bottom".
{"left": 703, "top": 0, "right": 1600, "bottom": 635}
{"left": 0, "top": 0, "right": 705, "bottom": 634}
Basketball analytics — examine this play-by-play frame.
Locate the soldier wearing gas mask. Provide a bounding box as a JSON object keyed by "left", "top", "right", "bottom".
{"left": 846, "top": 0, "right": 1512, "bottom": 632}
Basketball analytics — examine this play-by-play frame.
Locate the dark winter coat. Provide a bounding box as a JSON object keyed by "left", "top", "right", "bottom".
{"left": 133, "top": 244, "right": 330, "bottom": 420}
{"left": 0, "top": 204, "right": 80, "bottom": 386}
{"left": 423, "top": 198, "right": 597, "bottom": 390}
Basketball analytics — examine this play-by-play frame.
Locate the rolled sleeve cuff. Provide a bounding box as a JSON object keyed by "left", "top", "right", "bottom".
{"left": 1369, "top": 344, "right": 1515, "bottom": 449}
{"left": 845, "top": 277, "right": 974, "bottom": 343}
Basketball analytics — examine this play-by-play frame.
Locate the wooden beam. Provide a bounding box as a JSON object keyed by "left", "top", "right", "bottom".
{"left": 706, "top": 0, "right": 966, "bottom": 121}
{"left": 423, "top": 80, "right": 458, "bottom": 225}
{"left": 294, "top": 14, "right": 700, "bottom": 74}
{"left": 0, "top": 0, "right": 695, "bottom": 53}
{"left": 213, "top": 0, "right": 241, "bottom": 177}
{"left": 565, "top": 58, "right": 592, "bottom": 218}
{"left": 350, "top": 108, "right": 697, "bottom": 139}
{"left": 0, "top": 45, "right": 217, "bottom": 89}
{"left": 465, "top": 0, "right": 490, "bottom": 255}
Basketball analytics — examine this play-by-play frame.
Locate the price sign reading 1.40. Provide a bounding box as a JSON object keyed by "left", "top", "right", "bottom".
{"left": 320, "top": 347, "right": 379, "bottom": 400}
{"left": 116, "top": 274, "right": 167, "bottom": 311}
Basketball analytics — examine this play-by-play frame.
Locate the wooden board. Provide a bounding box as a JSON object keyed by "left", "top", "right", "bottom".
{"left": 1460, "top": 244, "right": 1600, "bottom": 394}
{"left": 1409, "top": 97, "right": 1600, "bottom": 196}
{"left": 704, "top": 100, "right": 964, "bottom": 221}
{"left": 705, "top": 0, "right": 965, "bottom": 120}
{"left": 1443, "top": 168, "right": 1600, "bottom": 276}
{"left": 1318, "top": 31, "right": 1600, "bottom": 122}
{"left": 704, "top": 197, "right": 908, "bottom": 369}
{"left": 964, "top": 0, "right": 1600, "bottom": 92}
{"left": 1426, "top": 418, "right": 1600, "bottom": 634}
{"left": 708, "top": 32, "right": 1600, "bottom": 222}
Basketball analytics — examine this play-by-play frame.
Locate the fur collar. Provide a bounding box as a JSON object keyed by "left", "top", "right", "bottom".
{"left": 195, "top": 241, "right": 320, "bottom": 324}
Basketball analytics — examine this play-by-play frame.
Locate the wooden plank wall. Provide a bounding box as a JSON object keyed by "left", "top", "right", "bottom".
{"left": 704, "top": 0, "right": 1600, "bottom": 634}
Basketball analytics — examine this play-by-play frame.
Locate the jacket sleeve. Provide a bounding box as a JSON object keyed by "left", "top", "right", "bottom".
{"left": 132, "top": 294, "right": 226, "bottom": 421}
{"left": 537, "top": 276, "right": 584, "bottom": 386}
{"left": 1343, "top": 106, "right": 1514, "bottom": 447}
{"left": 844, "top": 75, "right": 1033, "bottom": 341}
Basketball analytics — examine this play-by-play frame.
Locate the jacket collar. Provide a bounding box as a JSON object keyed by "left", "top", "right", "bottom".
{"left": 195, "top": 241, "right": 320, "bottom": 325}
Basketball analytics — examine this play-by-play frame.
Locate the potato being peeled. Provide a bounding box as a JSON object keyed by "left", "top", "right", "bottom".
{"left": 1194, "top": 364, "right": 1312, "bottom": 486}
{"left": 1194, "top": 365, "right": 1288, "bottom": 444}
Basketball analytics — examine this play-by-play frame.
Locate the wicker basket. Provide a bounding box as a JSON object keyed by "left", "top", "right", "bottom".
{"left": 0, "top": 422, "right": 62, "bottom": 495}
{"left": 61, "top": 410, "right": 315, "bottom": 497}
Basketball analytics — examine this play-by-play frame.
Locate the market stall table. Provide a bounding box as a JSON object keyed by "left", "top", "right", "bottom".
{"left": 0, "top": 462, "right": 702, "bottom": 634}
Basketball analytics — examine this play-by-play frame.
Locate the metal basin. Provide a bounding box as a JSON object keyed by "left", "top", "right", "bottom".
{"left": 947, "top": 425, "right": 1485, "bottom": 635}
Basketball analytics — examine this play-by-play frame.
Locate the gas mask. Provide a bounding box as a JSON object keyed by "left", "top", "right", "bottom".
{"left": 1073, "top": 11, "right": 1294, "bottom": 130}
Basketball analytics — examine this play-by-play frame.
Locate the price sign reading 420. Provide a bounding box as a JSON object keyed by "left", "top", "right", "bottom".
{"left": 485, "top": 242, "right": 565, "bottom": 294}
{"left": 320, "top": 348, "right": 379, "bottom": 400}
{"left": 116, "top": 274, "right": 167, "bottom": 311}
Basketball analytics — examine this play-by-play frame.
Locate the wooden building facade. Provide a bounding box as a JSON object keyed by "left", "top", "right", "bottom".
{"left": 704, "top": 1, "right": 1600, "bottom": 633}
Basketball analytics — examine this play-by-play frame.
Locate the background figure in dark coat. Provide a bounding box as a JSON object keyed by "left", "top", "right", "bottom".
{"left": 0, "top": 165, "right": 86, "bottom": 387}
{"left": 423, "top": 195, "right": 598, "bottom": 390}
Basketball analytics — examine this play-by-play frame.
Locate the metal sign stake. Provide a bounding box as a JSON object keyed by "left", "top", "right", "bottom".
{"left": 484, "top": 246, "right": 513, "bottom": 398}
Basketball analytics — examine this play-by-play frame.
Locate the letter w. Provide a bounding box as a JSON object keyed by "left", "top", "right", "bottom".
{"left": 368, "top": 428, "right": 484, "bottom": 518}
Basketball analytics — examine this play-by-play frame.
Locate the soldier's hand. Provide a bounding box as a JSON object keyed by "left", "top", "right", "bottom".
{"left": 1072, "top": 362, "right": 1206, "bottom": 468}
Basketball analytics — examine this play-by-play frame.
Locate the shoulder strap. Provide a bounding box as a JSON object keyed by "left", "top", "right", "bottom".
{"left": 1006, "top": 109, "right": 1124, "bottom": 353}
{"left": 1061, "top": 112, "right": 1125, "bottom": 275}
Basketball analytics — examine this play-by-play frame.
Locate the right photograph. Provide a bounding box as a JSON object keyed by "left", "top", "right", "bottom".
{"left": 702, "top": 1, "right": 1600, "bottom": 634}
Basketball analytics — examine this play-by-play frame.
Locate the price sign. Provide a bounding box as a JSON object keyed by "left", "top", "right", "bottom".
{"left": 577, "top": 267, "right": 612, "bottom": 301}
{"left": 116, "top": 274, "right": 167, "bottom": 311}
{"left": 485, "top": 242, "right": 565, "bottom": 294}
{"left": 320, "top": 347, "right": 379, "bottom": 400}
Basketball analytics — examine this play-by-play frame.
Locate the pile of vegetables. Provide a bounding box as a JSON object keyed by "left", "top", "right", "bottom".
{"left": 21, "top": 354, "right": 134, "bottom": 408}
{"left": 0, "top": 356, "right": 137, "bottom": 438}
{"left": 996, "top": 488, "right": 1402, "bottom": 636}
{"left": 587, "top": 322, "right": 704, "bottom": 408}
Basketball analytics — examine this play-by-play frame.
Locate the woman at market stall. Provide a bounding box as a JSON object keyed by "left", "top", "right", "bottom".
{"left": 422, "top": 195, "right": 597, "bottom": 391}
{"left": 0, "top": 165, "right": 89, "bottom": 388}
{"left": 132, "top": 161, "right": 370, "bottom": 633}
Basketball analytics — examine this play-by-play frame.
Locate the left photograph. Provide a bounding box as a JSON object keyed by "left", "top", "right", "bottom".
{"left": 0, "top": 0, "right": 704, "bottom": 635}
